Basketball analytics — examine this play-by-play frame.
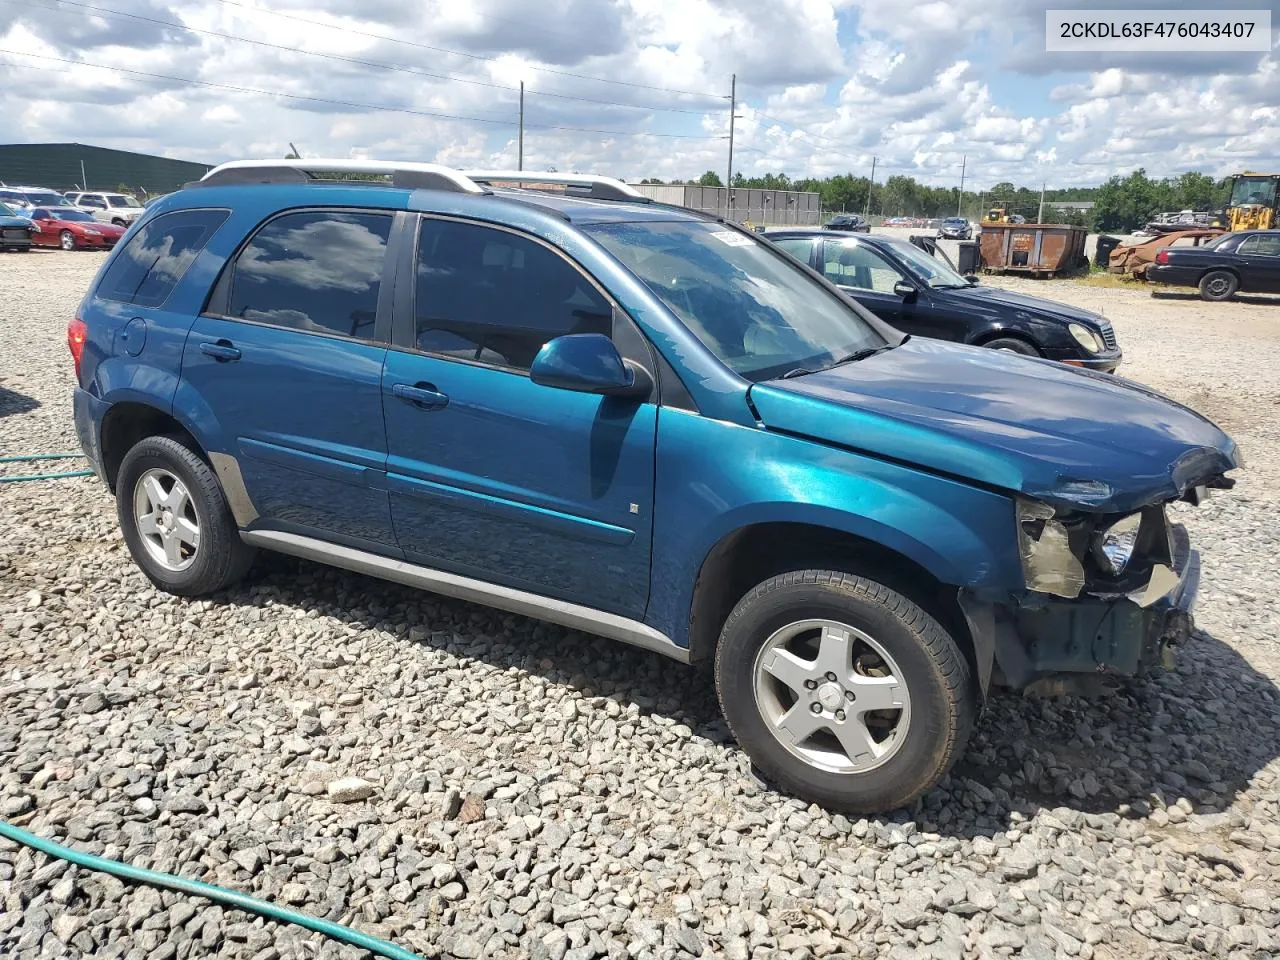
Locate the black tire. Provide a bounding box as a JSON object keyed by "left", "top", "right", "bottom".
{"left": 116, "top": 435, "right": 256, "bottom": 596}
{"left": 982, "top": 336, "right": 1040, "bottom": 356}
{"left": 715, "top": 570, "right": 974, "bottom": 814}
{"left": 1198, "top": 270, "right": 1238, "bottom": 302}
{"left": 111, "top": 217, "right": 127, "bottom": 227}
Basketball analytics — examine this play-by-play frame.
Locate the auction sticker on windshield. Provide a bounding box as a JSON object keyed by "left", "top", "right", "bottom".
{"left": 1046, "top": 9, "right": 1270, "bottom": 51}
{"left": 710, "top": 230, "right": 755, "bottom": 247}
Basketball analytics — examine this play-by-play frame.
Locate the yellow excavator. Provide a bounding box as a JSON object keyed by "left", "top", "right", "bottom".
{"left": 1224, "top": 172, "right": 1279, "bottom": 231}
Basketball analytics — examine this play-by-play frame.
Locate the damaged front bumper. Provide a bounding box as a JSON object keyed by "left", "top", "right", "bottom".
{"left": 962, "top": 523, "right": 1199, "bottom": 694}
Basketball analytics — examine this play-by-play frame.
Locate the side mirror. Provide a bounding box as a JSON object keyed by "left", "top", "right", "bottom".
{"left": 893, "top": 280, "right": 918, "bottom": 301}
{"left": 530, "top": 333, "right": 651, "bottom": 399}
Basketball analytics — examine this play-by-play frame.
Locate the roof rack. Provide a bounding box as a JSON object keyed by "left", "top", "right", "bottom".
{"left": 462, "top": 170, "right": 650, "bottom": 203}
{"left": 195, "top": 159, "right": 488, "bottom": 194}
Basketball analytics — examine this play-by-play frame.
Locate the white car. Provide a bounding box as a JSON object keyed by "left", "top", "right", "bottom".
{"left": 64, "top": 191, "right": 146, "bottom": 226}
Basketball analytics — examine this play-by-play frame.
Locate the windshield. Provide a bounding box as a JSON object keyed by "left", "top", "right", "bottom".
{"left": 1229, "top": 177, "right": 1277, "bottom": 208}
{"left": 106, "top": 194, "right": 138, "bottom": 208}
{"left": 885, "top": 239, "right": 971, "bottom": 288}
{"left": 47, "top": 209, "right": 95, "bottom": 222}
{"left": 584, "top": 220, "right": 888, "bottom": 382}
{"left": 943, "top": 218, "right": 966, "bottom": 225}
{"left": 0, "top": 201, "right": 17, "bottom": 217}
{"left": 26, "top": 191, "right": 70, "bottom": 206}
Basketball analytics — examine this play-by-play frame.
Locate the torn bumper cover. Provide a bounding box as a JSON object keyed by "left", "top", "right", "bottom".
{"left": 962, "top": 522, "right": 1200, "bottom": 693}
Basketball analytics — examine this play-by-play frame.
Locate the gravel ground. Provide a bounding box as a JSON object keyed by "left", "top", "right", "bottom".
{"left": 2, "top": 249, "right": 1279, "bottom": 960}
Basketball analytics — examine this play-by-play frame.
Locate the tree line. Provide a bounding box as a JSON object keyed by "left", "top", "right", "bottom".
{"left": 641, "top": 168, "right": 1236, "bottom": 231}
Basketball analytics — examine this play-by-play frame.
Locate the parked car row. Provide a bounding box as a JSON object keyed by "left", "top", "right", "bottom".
{"left": 0, "top": 183, "right": 147, "bottom": 228}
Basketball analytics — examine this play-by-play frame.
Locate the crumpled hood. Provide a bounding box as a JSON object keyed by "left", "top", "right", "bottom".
{"left": 749, "top": 337, "right": 1238, "bottom": 513}
{"left": 943, "top": 284, "right": 1106, "bottom": 326}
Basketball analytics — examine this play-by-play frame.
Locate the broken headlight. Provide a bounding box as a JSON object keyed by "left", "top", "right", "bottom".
{"left": 1016, "top": 498, "right": 1085, "bottom": 598}
{"left": 1092, "top": 512, "right": 1143, "bottom": 575}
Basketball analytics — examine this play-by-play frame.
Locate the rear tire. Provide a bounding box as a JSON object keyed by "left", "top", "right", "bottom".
{"left": 116, "top": 435, "right": 256, "bottom": 596}
{"left": 1198, "top": 270, "right": 1237, "bottom": 302}
{"left": 715, "top": 570, "right": 975, "bottom": 814}
{"left": 982, "top": 337, "right": 1039, "bottom": 356}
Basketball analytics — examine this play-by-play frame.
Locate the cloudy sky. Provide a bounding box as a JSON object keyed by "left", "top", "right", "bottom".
{"left": 1, "top": 0, "right": 1277, "bottom": 188}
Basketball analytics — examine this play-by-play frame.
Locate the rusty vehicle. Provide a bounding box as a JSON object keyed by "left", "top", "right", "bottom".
{"left": 978, "top": 222, "right": 1087, "bottom": 277}
{"left": 1107, "top": 229, "right": 1225, "bottom": 279}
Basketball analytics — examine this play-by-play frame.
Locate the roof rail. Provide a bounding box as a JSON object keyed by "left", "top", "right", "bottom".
{"left": 195, "top": 159, "right": 488, "bottom": 194}
{"left": 462, "top": 170, "right": 650, "bottom": 203}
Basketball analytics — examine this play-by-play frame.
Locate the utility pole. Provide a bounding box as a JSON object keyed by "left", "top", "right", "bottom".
{"left": 957, "top": 154, "right": 966, "bottom": 216}
{"left": 79, "top": 159, "right": 88, "bottom": 190}
{"left": 725, "top": 73, "right": 736, "bottom": 217}
{"left": 1037, "top": 182, "right": 1046, "bottom": 223}
{"left": 977, "top": 189, "right": 984, "bottom": 221}
{"left": 518, "top": 82, "right": 525, "bottom": 171}
{"left": 863, "top": 156, "right": 877, "bottom": 220}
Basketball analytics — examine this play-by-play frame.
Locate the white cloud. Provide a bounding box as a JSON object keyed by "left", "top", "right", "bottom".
{"left": 0, "top": 0, "right": 1277, "bottom": 190}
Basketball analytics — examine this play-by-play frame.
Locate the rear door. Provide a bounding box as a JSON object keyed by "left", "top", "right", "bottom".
{"left": 770, "top": 235, "right": 819, "bottom": 269}
{"left": 381, "top": 215, "right": 658, "bottom": 618}
{"left": 182, "top": 208, "right": 401, "bottom": 550}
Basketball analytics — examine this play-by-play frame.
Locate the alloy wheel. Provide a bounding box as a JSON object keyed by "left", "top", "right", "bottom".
{"left": 752, "top": 618, "right": 911, "bottom": 774}
{"left": 133, "top": 468, "right": 201, "bottom": 571}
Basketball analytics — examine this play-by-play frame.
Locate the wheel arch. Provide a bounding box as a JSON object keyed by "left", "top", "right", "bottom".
{"left": 686, "top": 520, "right": 982, "bottom": 696}
{"left": 970, "top": 328, "right": 1043, "bottom": 354}
{"left": 99, "top": 400, "right": 206, "bottom": 492}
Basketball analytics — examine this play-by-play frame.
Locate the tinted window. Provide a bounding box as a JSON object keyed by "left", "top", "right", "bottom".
{"left": 414, "top": 219, "right": 613, "bottom": 371}
{"left": 107, "top": 195, "right": 135, "bottom": 208}
{"left": 228, "top": 210, "right": 391, "bottom": 340}
{"left": 80, "top": 196, "right": 105, "bottom": 208}
{"left": 1239, "top": 235, "right": 1280, "bottom": 257}
{"left": 772, "top": 237, "right": 814, "bottom": 262}
{"left": 31, "top": 210, "right": 49, "bottom": 221}
{"left": 822, "top": 239, "right": 905, "bottom": 293}
{"left": 97, "top": 209, "right": 229, "bottom": 308}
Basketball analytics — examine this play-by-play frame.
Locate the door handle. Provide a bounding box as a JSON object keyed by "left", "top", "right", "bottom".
{"left": 199, "top": 340, "right": 241, "bottom": 362}
{"left": 393, "top": 382, "right": 449, "bottom": 410}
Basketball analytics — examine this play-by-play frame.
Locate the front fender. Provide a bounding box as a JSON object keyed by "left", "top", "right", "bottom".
{"left": 647, "top": 408, "right": 1024, "bottom": 646}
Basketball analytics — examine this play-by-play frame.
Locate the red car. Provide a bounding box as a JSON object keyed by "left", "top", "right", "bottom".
{"left": 27, "top": 207, "right": 126, "bottom": 250}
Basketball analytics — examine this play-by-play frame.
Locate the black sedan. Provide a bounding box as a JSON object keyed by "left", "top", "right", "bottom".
{"left": 937, "top": 217, "right": 973, "bottom": 240}
{"left": 1146, "top": 230, "right": 1280, "bottom": 301}
{"left": 823, "top": 213, "right": 870, "bottom": 233}
{"left": 765, "top": 230, "right": 1123, "bottom": 372}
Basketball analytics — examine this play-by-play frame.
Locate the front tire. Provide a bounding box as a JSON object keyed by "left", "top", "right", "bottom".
{"left": 715, "top": 570, "right": 974, "bottom": 814}
{"left": 60, "top": 230, "right": 76, "bottom": 251}
{"left": 982, "top": 336, "right": 1039, "bottom": 356}
{"left": 116, "top": 435, "right": 256, "bottom": 596}
{"left": 1199, "top": 270, "right": 1237, "bottom": 302}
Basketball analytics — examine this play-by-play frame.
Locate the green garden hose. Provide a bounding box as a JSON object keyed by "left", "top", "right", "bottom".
{"left": 0, "top": 820, "right": 424, "bottom": 960}
{"left": 0, "top": 452, "right": 94, "bottom": 483}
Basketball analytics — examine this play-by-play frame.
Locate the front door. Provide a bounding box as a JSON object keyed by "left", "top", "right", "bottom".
{"left": 382, "top": 216, "right": 658, "bottom": 618}
{"left": 818, "top": 238, "right": 926, "bottom": 338}
{"left": 182, "top": 208, "right": 399, "bottom": 550}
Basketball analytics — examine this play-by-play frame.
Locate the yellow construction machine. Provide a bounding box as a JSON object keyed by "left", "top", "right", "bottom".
{"left": 1224, "top": 172, "right": 1279, "bottom": 231}
{"left": 983, "top": 206, "right": 1011, "bottom": 223}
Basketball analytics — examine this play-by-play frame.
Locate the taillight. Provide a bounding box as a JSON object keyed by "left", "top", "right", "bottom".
{"left": 1155, "top": 249, "right": 1169, "bottom": 265}
{"left": 68, "top": 317, "right": 87, "bottom": 381}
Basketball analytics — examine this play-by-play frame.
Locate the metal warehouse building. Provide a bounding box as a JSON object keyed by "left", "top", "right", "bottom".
{"left": 0, "top": 143, "right": 211, "bottom": 195}
{"left": 629, "top": 183, "right": 822, "bottom": 226}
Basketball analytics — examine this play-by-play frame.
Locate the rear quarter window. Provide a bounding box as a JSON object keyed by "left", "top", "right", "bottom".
{"left": 95, "top": 209, "right": 229, "bottom": 308}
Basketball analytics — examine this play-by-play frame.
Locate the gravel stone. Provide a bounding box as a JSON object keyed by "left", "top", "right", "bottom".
{"left": 3, "top": 256, "right": 1280, "bottom": 960}
{"left": 325, "top": 777, "right": 376, "bottom": 803}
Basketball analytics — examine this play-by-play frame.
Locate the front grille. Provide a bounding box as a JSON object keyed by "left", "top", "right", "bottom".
{"left": 1098, "top": 319, "right": 1118, "bottom": 350}
{"left": 2, "top": 228, "right": 27, "bottom": 242}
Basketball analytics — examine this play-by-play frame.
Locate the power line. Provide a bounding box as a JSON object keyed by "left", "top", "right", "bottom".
{"left": 211, "top": 0, "right": 729, "bottom": 101}
{"left": 0, "top": 51, "right": 729, "bottom": 140}
{"left": 5, "top": 0, "right": 718, "bottom": 117}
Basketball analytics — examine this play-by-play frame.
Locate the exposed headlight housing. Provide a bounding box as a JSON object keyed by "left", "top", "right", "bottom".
{"left": 1068, "top": 323, "right": 1104, "bottom": 354}
{"left": 1092, "top": 512, "right": 1143, "bottom": 574}
{"left": 1016, "top": 498, "right": 1085, "bottom": 598}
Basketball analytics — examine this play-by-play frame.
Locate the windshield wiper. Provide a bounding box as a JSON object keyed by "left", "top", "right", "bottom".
{"left": 779, "top": 366, "right": 816, "bottom": 379}
{"left": 826, "top": 344, "right": 894, "bottom": 368}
